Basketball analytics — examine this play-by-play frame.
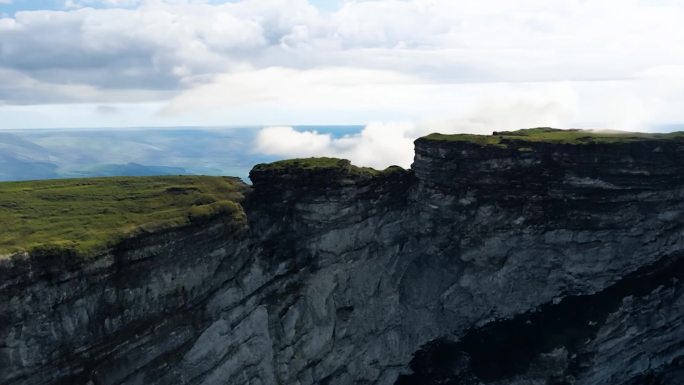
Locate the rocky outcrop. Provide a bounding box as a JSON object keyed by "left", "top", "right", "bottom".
{"left": 1, "top": 134, "right": 683, "bottom": 385}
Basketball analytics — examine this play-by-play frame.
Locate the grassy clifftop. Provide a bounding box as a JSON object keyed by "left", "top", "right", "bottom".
{"left": 0, "top": 176, "right": 248, "bottom": 258}
{"left": 251, "top": 157, "right": 383, "bottom": 176}
{"left": 251, "top": 157, "right": 405, "bottom": 178}
{"left": 422, "top": 127, "right": 684, "bottom": 147}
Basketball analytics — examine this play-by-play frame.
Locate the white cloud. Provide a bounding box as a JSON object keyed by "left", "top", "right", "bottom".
{"left": 255, "top": 126, "right": 332, "bottom": 156}
{"left": 83, "top": 0, "right": 141, "bottom": 6}
{"left": 65, "top": 0, "right": 143, "bottom": 8}
{"left": 253, "top": 91, "right": 577, "bottom": 169}
{"left": 2, "top": 0, "right": 684, "bottom": 133}
{"left": 163, "top": 66, "right": 427, "bottom": 114}
{"left": 168, "top": 64, "right": 684, "bottom": 132}
{"left": 252, "top": 72, "right": 684, "bottom": 169}
{"left": 4, "top": 0, "right": 684, "bottom": 93}
{"left": 0, "top": 67, "right": 167, "bottom": 104}
{"left": 255, "top": 122, "right": 417, "bottom": 169}
{"left": 335, "top": 122, "right": 417, "bottom": 168}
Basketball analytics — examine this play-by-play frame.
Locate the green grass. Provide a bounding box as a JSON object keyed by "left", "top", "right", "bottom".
{"left": 255, "top": 157, "right": 349, "bottom": 170}
{"left": 422, "top": 127, "right": 684, "bottom": 146}
{"left": 422, "top": 133, "right": 506, "bottom": 146}
{"left": 0, "top": 176, "right": 248, "bottom": 258}
{"left": 252, "top": 157, "right": 399, "bottom": 177}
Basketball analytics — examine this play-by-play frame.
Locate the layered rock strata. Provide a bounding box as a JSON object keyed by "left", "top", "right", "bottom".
{"left": 1, "top": 136, "right": 683, "bottom": 385}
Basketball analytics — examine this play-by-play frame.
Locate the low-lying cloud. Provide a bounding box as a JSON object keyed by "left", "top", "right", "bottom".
{"left": 254, "top": 90, "right": 579, "bottom": 169}
{"left": 255, "top": 123, "right": 416, "bottom": 169}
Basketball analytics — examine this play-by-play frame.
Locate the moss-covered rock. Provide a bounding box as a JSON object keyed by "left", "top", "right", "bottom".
{"left": 250, "top": 157, "right": 408, "bottom": 189}
{"left": 251, "top": 157, "right": 381, "bottom": 177}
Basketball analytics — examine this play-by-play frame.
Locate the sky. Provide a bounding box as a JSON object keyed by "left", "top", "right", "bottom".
{"left": 2, "top": 0, "right": 684, "bottom": 167}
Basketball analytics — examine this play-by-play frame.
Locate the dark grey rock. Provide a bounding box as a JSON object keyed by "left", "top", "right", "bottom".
{"left": 1, "top": 138, "right": 683, "bottom": 385}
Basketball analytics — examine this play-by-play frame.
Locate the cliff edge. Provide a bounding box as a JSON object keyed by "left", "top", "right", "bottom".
{"left": 1, "top": 128, "right": 683, "bottom": 385}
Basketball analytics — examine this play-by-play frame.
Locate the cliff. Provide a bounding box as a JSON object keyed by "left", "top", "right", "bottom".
{"left": 1, "top": 128, "right": 683, "bottom": 385}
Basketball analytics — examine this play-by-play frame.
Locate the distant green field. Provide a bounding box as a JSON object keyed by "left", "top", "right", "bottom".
{"left": 422, "top": 127, "right": 684, "bottom": 147}
{"left": 0, "top": 176, "right": 248, "bottom": 258}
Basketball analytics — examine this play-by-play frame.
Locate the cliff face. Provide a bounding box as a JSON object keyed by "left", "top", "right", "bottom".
{"left": 1, "top": 137, "right": 683, "bottom": 385}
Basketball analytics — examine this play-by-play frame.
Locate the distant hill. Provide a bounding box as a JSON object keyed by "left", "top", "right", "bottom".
{"left": 0, "top": 132, "right": 60, "bottom": 181}
{"left": 0, "top": 155, "right": 60, "bottom": 181}
{"left": 0, "top": 126, "right": 363, "bottom": 182}
{"left": 0, "top": 127, "right": 281, "bottom": 182}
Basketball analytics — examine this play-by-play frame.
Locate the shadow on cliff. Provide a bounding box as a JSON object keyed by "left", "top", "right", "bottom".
{"left": 395, "top": 252, "right": 684, "bottom": 385}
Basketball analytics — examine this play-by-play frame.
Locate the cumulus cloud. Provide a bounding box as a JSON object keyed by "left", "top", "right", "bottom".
{"left": 254, "top": 90, "right": 578, "bottom": 169}
{"left": 2, "top": 0, "right": 684, "bottom": 131}
{"left": 0, "top": 3, "right": 271, "bottom": 93}
{"left": 74, "top": 0, "right": 142, "bottom": 7}
{"left": 163, "top": 66, "right": 427, "bottom": 114}
{"left": 252, "top": 69, "right": 684, "bottom": 169}
{"left": 3, "top": 1, "right": 684, "bottom": 95}
{"left": 169, "top": 64, "right": 684, "bottom": 132}
{"left": 256, "top": 126, "right": 332, "bottom": 156}
{"left": 255, "top": 122, "right": 417, "bottom": 169}
{"left": 0, "top": 67, "right": 165, "bottom": 105}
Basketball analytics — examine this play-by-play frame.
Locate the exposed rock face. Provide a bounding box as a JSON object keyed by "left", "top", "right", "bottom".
{"left": 1, "top": 138, "right": 683, "bottom": 385}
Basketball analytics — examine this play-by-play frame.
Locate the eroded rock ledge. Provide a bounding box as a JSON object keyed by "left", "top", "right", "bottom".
{"left": 1, "top": 129, "right": 683, "bottom": 385}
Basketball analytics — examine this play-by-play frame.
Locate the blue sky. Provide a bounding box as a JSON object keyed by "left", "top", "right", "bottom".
{"left": 1, "top": 0, "right": 684, "bottom": 149}
{"left": 1, "top": 0, "right": 347, "bottom": 14}
{"left": 1, "top": 0, "right": 70, "bottom": 14}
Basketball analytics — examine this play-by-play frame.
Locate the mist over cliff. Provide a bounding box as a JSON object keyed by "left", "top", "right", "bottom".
{"left": 1, "top": 130, "right": 683, "bottom": 385}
